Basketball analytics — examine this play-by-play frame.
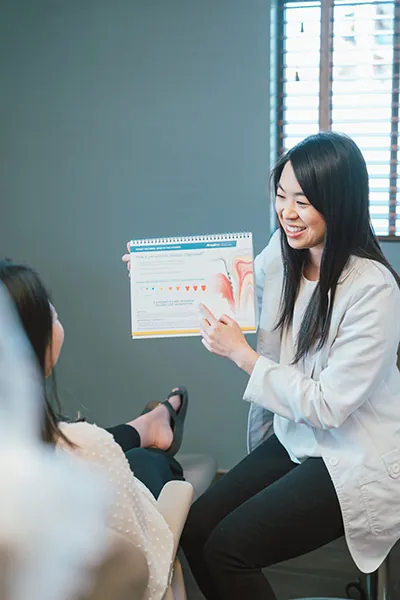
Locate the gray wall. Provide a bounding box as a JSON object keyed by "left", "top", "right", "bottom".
{"left": 0, "top": 0, "right": 271, "bottom": 469}
{"left": 2, "top": 0, "right": 399, "bottom": 471}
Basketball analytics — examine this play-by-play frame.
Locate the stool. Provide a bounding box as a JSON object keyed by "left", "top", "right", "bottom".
{"left": 177, "top": 453, "right": 218, "bottom": 500}
{"left": 370, "top": 558, "right": 389, "bottom": 600}
{"left": 293, "top": 550, "right": 390, "bottom": 600}
{"left": 355, "top": 556, "right": 389, "bottom": 600}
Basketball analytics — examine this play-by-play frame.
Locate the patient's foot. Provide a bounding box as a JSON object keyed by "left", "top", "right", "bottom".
{"left": 127, "top": 390, "right": 182, "bottom": 450}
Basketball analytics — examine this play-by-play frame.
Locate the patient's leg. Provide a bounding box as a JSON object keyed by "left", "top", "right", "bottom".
{"left": 125, "top": 447, "right": 184, "bottom": 498}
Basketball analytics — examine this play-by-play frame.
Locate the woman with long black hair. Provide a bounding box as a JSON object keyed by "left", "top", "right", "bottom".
{"left": 177, "top": 132, "right": 400, "bottom": 599}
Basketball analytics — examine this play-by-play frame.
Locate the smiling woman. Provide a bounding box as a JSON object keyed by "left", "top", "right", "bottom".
{"left": 271, "top": 132, "right": 400, "bottom": 363}
{"left": 275, "top": 161, "right": 326, "bottom": 280}
{"left": 180, "top": 131, "right": 400, "bottom": 600}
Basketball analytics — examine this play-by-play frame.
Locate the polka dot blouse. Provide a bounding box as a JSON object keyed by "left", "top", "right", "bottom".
{"left": 58, "top": 422, "right": 174, "bottom": 600}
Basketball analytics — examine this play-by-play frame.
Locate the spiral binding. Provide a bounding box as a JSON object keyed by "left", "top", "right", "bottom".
{"left": 130, "top": 232, "right": 252, "bottom": 246}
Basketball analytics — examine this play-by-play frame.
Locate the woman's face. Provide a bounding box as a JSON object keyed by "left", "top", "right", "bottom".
{"left": 45, "top": 304, "right": 64, "bottom": 377}
{"left": 275, "top": 161, "right": 326, "bottom": 252}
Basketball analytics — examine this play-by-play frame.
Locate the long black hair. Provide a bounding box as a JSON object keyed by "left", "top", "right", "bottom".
{"left": 272, "top": 131, "right": 400, "bottom": 363}
{"left": 0, "top": 261, "right": 72, "bottom": 445}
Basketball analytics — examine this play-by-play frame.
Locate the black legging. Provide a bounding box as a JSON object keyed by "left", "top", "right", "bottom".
{"left": 106, "top": 424, "right": 184, "bottom": 498}
{"left": 180, "top": 434, "right": 344, "bottom": 600}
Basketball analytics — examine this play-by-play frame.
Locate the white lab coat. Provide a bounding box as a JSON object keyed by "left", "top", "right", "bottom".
{"left": 244, "top": 229, "right": 400, "bottom": 573}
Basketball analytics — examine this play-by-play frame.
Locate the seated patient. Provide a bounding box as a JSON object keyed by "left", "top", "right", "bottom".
{"left": 0, "top": 261, "right": 189, "bottom": 600}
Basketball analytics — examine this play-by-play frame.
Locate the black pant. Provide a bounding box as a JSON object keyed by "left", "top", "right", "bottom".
{"left": 181, "top": 434, "right": 344, "bottom": 600}
{"left": 106, "top": 424, "right": 184, "bottom": 498}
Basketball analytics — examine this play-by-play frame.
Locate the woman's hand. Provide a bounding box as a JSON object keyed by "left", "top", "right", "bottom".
{"left": 122, "top": 242, "right": 131, "bottom": 273}
{"left": 200, "top": 304, "right": 259, "bottom": 375}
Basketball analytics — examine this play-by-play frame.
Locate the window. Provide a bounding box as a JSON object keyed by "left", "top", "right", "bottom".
{"left": 276, "top": 0, "right": 400, "bottom": 238}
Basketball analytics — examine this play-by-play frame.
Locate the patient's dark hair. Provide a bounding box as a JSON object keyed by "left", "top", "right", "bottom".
{"left": 0, "top": 261, "right": 72, "bottom": 445}
{"left": 272, "top": 131, "right": 400, "bottom": 363}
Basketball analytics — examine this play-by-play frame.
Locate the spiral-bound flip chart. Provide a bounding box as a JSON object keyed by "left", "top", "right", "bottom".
{"left": 129, "top": 232, "right": 256, "bottom": 339}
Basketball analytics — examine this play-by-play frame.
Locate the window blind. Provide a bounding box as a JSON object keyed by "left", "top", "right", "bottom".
{"left": 277, "top": 0, "right": 400, "bottom": 238}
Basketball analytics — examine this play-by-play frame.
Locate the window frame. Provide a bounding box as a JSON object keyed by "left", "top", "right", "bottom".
{"left": 273, "top": 0, "right": 400, "bottom": 241}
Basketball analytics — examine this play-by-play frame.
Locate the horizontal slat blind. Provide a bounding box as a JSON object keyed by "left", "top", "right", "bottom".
{"left": 278, "top": 0, "right": 400, "bottom": 238}
{"left": 280, "top": 1, "right": 322, "bottom": 149}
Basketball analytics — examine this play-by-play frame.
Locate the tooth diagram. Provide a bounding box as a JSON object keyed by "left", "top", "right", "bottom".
{"left": 208, "top": 256, "right": 254, "bottom": 313}
{"left": 232, "top": 256, "right": 254, "bottom": 311}
{"left": 208, "top": 273, "right": 235, "bottom": 310}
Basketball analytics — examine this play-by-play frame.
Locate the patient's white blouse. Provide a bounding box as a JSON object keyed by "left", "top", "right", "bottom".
{"left": 57, "top": 422, "right": 174, "bottom": 600}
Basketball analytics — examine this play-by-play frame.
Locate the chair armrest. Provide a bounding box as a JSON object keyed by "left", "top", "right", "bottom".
{"left": 156, "top": 481, "right": 193, "bottom": 556}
